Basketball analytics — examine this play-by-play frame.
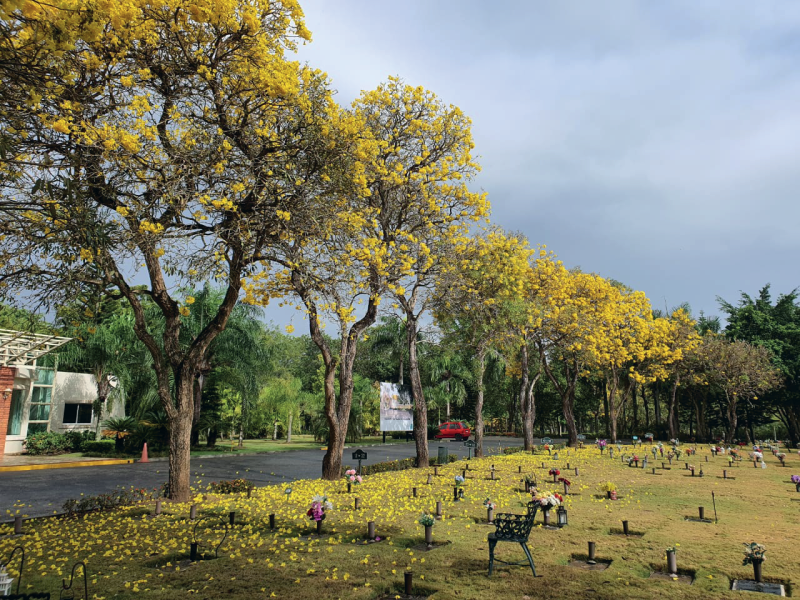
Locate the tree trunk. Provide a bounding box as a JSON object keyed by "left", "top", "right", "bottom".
{"left": 746, "top": 409, "right": 754, "bottom": 445}
{"left": 406, "top": 317, "right": 428, "bottom": 467}
{"left": 725, "top": 392, "right": 738, "bottom": 444}
{"left": 272, "top": 419, "right": 278, "bottom": 441}
{"left": 167, "top": 383, "right": 194, "bottom": 502}
{"left": 287, "top": 412, "right": 293, "bottom": 443}
{"left": 778, "top": 406, "right": 800, "bottom": 447}
{"left": 563, "top": 385, "right": 579, "bottom": 447}
{"left": 474, "top": 346, "right": 487, "bottom": 458}
{"left": 518, "top": 343, "right": 534, "bottom": 451}
{"left": 642, "top": 385, "right": 649, "bottom": 428}
{"left": 654, "top": 382, "right": 662, "bottom": 426}
{"left": 668, "top": 377, "right": 679, "bottom": 440}
{"left": 608, "top": 372, "right": 621, "bottom": 442}
{"left": 631, "top": 380, "right": 638, "bottom": 432}
{"left": 693, "top": 393, "right": 708, "bottom": 442}
{"left": 398, "top": 354, "right": 404, "bottom": 386}
{"left": 603, "top": 380, "right": 610, "bottom": 436}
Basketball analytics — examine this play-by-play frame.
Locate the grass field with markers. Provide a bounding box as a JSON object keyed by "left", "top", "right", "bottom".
{"left": 1, "top": 443, "right": 797, "bottom": 599}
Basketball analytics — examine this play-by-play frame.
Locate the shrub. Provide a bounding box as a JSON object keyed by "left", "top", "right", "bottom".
{"left": 209, "top": 479, "right": 255, "bottom": 494}
{"left": 80, "top": 440, "right": 116, "bottom": 454}
{"left": 502, "top": 446, "right": 526, "bottom": 455}
{"left": 62, "top": 487, "right": 153, "bottom": 516}
{"left": 24, "top": 431, "right": 73, "bottom": 455}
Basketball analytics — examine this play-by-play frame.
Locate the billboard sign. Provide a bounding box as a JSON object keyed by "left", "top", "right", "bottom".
{"left": 379, "top": 382, "right": 413, "bottom": 432}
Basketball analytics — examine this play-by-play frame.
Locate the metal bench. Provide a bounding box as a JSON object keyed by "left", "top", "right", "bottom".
{"left": 488, "top": 501, "right": 538, "bottom": 577}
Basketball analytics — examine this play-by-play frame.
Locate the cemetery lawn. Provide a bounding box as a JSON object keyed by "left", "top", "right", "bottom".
{"left": 2, "top": 444, "right": 798, "bottom": 599}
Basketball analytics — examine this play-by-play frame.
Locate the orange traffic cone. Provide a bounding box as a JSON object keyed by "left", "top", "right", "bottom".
{"left": 139, "top": 442, "right": 149, "bottom": 463}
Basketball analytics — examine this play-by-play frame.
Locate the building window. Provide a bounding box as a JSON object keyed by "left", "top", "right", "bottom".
{"left": 6, "top": 389, "right": 24, "bottom": 435}
{"left": 27, "top": 367, "right": 55, "bottom": 434}
{"left": 63, "top": 403, "right": 93, "bottom": 424}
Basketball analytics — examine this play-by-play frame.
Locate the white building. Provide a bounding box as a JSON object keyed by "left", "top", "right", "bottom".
{"left": 0, "top": 329, "right": 125, "bottom": 456}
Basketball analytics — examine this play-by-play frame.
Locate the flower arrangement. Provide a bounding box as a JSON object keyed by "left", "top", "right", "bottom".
{"left": 599, "top": 481, "right": 617, "bottom": 492}
{"left": 791, "top": 475, "right": 800, "bottom": 484}
{"left": 307, "top": 495, "right": 333, "bottom": 522}
{"left": 558, "top": 477, "right": 571, "bottom": 487}
{"left": 776, "top": 452, "right": 786, "bottom": 461}
{"left": 483, "top": 498, "right": 496, "bottom": 510}
{"left": 532, "top": 491, "right": 563, "bottom": 509}
{"left": 418, "top": 513, "right": 435, "bottom": 527}
{"left": 666, "top": 543, "right": 679, "bottom": 553}
{"left": 454, "top": 475, "right": 465, "bottom": 487}
{"left": 752, "top": 451, "right": 763, "bottom": 461}
{"left": 344, "top": 469, "right": 363, "bottom": 485}
{"left": 543, "top": 444, "right": 550, "bottom": 451}
{"left": 742, "top": 542, "right": 766, "bottom": 565}
{"left": 597, "top": 439, "right": 607, "bottom": 448}
{"left": 548, "top": 468, "right": 560, "bottom": 477}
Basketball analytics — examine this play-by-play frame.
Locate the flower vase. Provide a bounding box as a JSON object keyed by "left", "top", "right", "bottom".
{"left": 542, "top": 509, "right": 551, "bottom": 526}
{"left": 487, "top": 508, "right": 494, "bottom": 524}
{"left": 796, "top": 483, "right": 800, "bottom": 492}
{"left": 563, "top": 482, "right": 569, "bottom": 495}
{"left": 424, "top": 525, "right": 433, "bottom": 545}
{"left": 316, "top": 519, "right": 323, "bottom": 535}
{"left": 667, "top": 550, "right": 677, "bottom": 575}
{"left": 753, "top": 559, "right": 763, "bottom": 583}
{"left": 347, "top": 483, "right": 351, "bottom": 493}
{"left": 634, "top": 460, "right": 638, "bottom": 467}
{"left": 606, "top": 491, "right": 612, "bottom": 499}
{"left": 552, "top": 473, "right": 557, "bottom": 483}
{"left": 610, "top": 491, "right": 617, "bottom": 500}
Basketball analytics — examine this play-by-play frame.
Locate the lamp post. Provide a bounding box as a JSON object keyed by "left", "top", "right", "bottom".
{"left": 556, "top": 506, "right": 568, "bottom": 527}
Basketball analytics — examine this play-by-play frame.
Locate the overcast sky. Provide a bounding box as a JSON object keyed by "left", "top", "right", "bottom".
{"left": 261, "top": 1, "right": 800, "bottom": 330}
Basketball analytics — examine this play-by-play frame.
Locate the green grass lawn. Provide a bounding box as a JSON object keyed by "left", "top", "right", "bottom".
{"left": 3, "top": 443, "right": 798, "bottom": 599}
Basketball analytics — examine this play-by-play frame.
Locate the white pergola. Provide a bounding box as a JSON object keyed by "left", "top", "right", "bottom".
{"left": 0, "top": 329, "right": 72, "bottom": 367}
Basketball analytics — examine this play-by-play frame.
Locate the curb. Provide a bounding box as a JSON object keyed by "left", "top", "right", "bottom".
{"left": 0, "top": 441, "right": 423, "bottom": 471}
{"left": 0, "top": 458, "right": 135, "bottom": 472}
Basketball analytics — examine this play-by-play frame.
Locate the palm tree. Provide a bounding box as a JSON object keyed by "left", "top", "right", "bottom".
{"left": 58, "top": 311, "right": 145, "bottom": 437}
{"left": 421, "top": 345, "right": 471, "bottom": 424}
{"left": 370, "top": 316, "right": 408, "bottom": 385}
{"left": 101, "top": 416, "right": 138, "bottom": 452}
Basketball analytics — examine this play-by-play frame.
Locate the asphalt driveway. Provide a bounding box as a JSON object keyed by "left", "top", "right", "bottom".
{"left": 0, "top": 436, "right": 533, "bottom": 518}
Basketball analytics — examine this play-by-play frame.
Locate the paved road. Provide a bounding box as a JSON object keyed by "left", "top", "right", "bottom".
{"left": 0, "top": 436, "right": 534, "bottom": 518}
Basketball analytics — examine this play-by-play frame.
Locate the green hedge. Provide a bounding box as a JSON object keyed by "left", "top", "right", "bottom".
{"left": 80, "top": 440, "right": 115, "bottom": 454}
{"left": 24, "top": 430, "right": 104, "bottom": 455}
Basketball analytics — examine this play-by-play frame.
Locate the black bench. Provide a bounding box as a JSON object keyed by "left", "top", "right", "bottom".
{"left": 488, "top": 501, "right": 538, "bottom": 577}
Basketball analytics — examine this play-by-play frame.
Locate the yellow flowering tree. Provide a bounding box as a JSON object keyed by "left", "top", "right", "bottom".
{"left": 352, "top": 77, "right": 489, "bottom": 467}
{"left": 0, "top": 0, "right": 358, "bottom": 500}
{"left": 433, "top": 229, "right": 532, "bottom": 457}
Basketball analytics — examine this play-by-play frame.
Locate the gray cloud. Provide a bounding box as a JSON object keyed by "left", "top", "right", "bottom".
{"left": 258, "top": 1, "right": 800, "bottom": 330}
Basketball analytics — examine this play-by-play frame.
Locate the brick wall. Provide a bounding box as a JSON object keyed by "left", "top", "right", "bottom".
{"left": 0, "top": 366, "right": 17, "bottom": 457}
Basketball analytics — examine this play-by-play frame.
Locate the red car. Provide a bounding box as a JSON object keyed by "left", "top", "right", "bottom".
{"left": 435, "top": 421, "right": 471, "bottom": 441}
